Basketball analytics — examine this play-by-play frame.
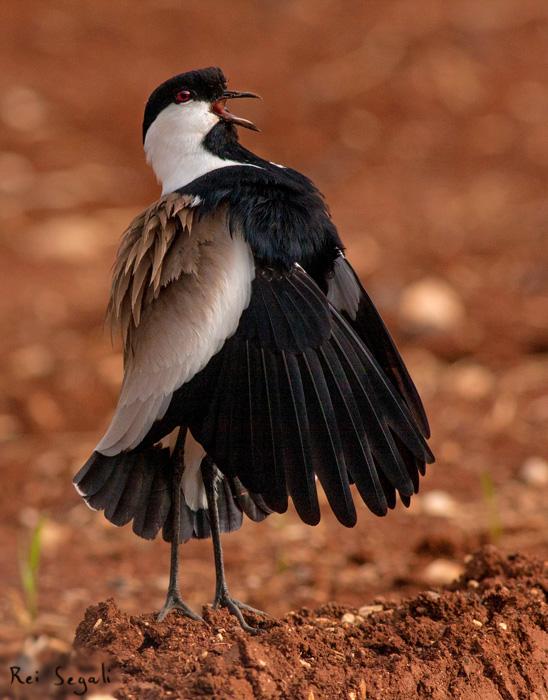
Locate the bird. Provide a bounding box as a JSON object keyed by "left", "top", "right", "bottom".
{"left": 73, "top": 67, "right": 434, "bottom": 634}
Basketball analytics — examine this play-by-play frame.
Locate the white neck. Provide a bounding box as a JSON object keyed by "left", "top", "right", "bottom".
{"left": 144, "top": 101, "right": 257, "bottom": 194}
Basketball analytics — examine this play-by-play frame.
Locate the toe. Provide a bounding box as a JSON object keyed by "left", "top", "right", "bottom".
{"left": 157, "top": 594, "right": 203, "bottom": 623}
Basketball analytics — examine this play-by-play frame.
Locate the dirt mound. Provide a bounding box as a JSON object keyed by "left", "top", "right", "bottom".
{"left": 66, "top": 547, "right": 548, "bottom": 700}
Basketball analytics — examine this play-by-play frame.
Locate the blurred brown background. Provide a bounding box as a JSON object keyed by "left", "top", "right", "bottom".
{"left": 1, "top": 0, "right": 548, "bottom": 655}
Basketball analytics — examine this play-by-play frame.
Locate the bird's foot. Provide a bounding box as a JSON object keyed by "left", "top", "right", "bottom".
{"left": 157, "top": 588, "right": 203, "bottom": 623}
{"left": 214, "top": 588, "right": 267, "bottom": 634}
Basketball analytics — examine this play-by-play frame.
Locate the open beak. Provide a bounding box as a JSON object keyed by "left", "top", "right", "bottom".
{"left": 211, "top": 90, "right": 262, "bottom": 131}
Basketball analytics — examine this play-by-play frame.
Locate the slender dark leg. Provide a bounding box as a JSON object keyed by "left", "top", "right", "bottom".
{"left": 157, "top": 427, "right": 202, "bottom": 623}
{"left": 201, "top": 456, "right": 267, "bottom": 634}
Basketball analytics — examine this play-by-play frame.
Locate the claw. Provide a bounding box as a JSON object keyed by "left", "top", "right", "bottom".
{"left": 214, "top": 590, "right": 267, "bottom": 634}
{"left": 157, "top": 589, "right": 203, "bottom": 623}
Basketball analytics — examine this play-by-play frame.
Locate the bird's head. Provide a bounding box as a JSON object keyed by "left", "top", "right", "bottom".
{"left": 142, "top": 68, "right": 261, "bottom": 193}
{"left": 143, "top": 67, "right": 260, "bottom": 143}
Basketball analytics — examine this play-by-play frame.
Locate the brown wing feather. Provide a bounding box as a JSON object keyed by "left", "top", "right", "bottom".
{"left": 106, "top": 193, "right": 200, "bottom": 352}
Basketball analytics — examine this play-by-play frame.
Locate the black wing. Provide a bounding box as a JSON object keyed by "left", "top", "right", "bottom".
{"left": 327, "top": 252, "right": 430, "bottom": 438}
{"left": 193, "top": 265, "right": 433, "bottom": 528}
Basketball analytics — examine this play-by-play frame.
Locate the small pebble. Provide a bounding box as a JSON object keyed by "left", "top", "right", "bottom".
{"left": 472, "top": 619, "right": 483, "bottom": 628}
{"left": 423, "top": 559, "right": 464, "bottom": 585}
{"left": 498, "top": 622, "right": 508, "bottom": 631}
{"left": 445, "top": 363, "right": 495, "bottom": 400}
{"left": 314, "top": 617, "right": 332, "bottom": 627}
{"left": 421, "top": 490, "right": 458, "bottom": 517}
{"left": 398, "top": 277, "right": 465, "bottom": 332}
{"left": 358, "top": 604, "right": 384, "bottom": 617}
{"left": 341, "top": 612, "right": 356, "bottom": 624}
{"left": 519, "top": 456, "right": 548, "bottom": 486}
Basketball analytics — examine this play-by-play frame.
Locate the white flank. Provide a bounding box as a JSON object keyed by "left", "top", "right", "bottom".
{"left": 144, "top": 101, "right": 261, "bottom": 193}
{"left": 181, "top": 433, "right": 208, "bottom": 511}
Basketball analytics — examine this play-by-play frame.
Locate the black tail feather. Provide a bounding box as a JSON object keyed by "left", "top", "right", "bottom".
{"left": 109, "top": 453, "right": 146, "bottom": 527}
{"left": 132, "top": 455, "right": 161, "bottom": 538}
{"left": 232, "top": 477, "right": 273, "bottom": 522}
{"left": 74, "top": 451, "right": 116, "bottom": 498}
{"left": 135, "top": 449, "right": 171, "bottom": 539}
{"left": 74, "top": 448, "right": 272, "bottom": 543}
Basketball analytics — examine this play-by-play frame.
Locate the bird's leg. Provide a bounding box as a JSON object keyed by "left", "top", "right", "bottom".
{"left": 157, "top": 427, "right": 202, "bottom": 623}
{"left": 201, "top": 456, "right": 267, "bottom": 634}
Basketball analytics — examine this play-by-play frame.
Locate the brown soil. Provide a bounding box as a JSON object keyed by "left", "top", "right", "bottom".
{"left": 6, "top": 547, "right": 548, "bottom": 699}
{"left": 73, "top": 547, "right": 548, "bottom": 700}
{"left": 2, "top": 1, "right": 548, "bottom": 699}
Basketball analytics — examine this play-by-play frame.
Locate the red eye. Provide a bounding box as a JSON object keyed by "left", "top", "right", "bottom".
{"left": 175, "top": 90, "right": 191, "bottom": 103}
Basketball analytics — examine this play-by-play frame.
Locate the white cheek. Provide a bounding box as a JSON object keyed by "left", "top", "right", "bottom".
{"left": 144, "top": 102, "right": 259, "bottom": 194}
{"left": 145, "top": 102, "right": 219, "bottom": 154}
{"left": 170, "top": 101, "right": 219, "bottom": 137}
